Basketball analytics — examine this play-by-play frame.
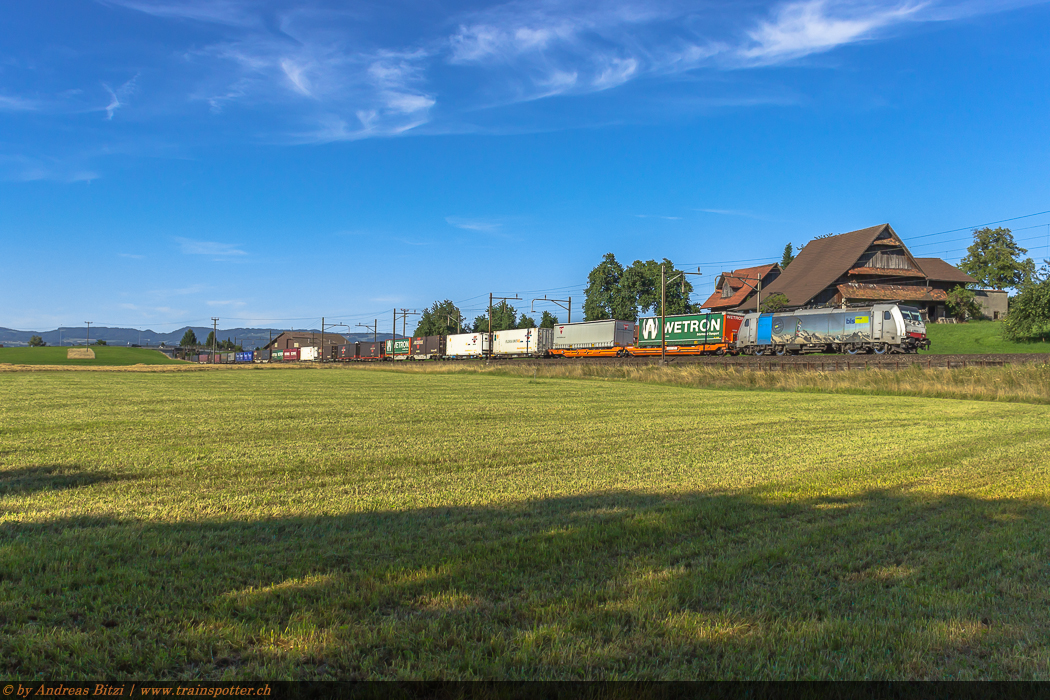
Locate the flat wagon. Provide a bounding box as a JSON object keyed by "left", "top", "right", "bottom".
{"left": 550, "top": 320, "right": 635, "bottom": 357}
{"left": 630, "top": 312, "right": 743, "bottom": 356}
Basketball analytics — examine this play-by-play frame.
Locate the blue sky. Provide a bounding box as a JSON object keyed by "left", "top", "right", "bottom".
{"left": 2, "top": 0, "right": 1050, "bottom": 332}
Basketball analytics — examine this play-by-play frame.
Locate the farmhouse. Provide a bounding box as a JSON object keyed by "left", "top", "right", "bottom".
{"left": 700, "top": 263, "right": 781, "bottom": 312}
{"left": 263, "top": 331, "right": 345, "bottom": 352}
{"left": 734, "top": 224, "right": 976, "bottom": 321}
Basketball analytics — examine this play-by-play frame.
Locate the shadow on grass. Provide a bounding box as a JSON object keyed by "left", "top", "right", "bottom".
{"left": 1, "top": 490, "right": 1048, "bottom": 680}
{"left": 0, "top": 465, "right": 130, "bottom": 496}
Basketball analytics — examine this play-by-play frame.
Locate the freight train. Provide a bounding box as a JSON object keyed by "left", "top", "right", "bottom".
{"left": 194, "top": 303, "right": 928, "bottom": 364}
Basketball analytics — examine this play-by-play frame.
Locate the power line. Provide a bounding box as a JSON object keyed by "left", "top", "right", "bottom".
{"left": 900, "top": 209, "right": 1050, "bottom": 242}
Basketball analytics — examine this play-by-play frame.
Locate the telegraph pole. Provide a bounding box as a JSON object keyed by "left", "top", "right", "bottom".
{"left": 530, "top": 295, "right": 571, "bottom": 324}
{"left": 320, "top": 317, "right": 324, "bottom": 363}
{"left": 85, "top": 321, "right": 91, "bottom": 346}
{"left": 357, "top": 321, "right": 378, "bottom": 344}
{"left": 211, "top": 317, "right": 219, "bottom": 364}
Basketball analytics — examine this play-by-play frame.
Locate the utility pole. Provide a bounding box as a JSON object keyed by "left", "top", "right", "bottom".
{"left": 530, "top": 295, "right": 571, "bottom": 324}
{"left": 486, "top": 294, "right": 522, "bottom": 362}
{"left": 85, "top": 321, "right": 91, "bottom": 346}
{"left": 392, "top": 308, "right": 397, "bottom": 341}
{"left": 660, "top": 266, "right": 703, "bottom": 366}
{"left": 211, "top": 317, "right": 219, "bottom": 364}
{"left": 357, "top": 321, "right": 378, "bottom": 344}
{"left": 399, "top": 308, "right": 420, "bottom": 339}
{"left": 446, "top": 313, "right": 462, "bottom": 334}
{"left": 320, "top": 317, "right": 324, "bottom": 364}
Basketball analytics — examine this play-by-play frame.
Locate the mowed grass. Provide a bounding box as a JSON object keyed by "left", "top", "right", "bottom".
{"left": 0, "top": 346, "right": 186, "bottom": 366}
{"left": 922, "top": 320, "right": 1050, "bottom": 354}
{"left": 1, "top": 369, "right": 1049, "bottom": 680}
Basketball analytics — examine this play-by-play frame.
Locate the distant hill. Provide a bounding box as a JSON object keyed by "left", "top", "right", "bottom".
{"left": 0, "top": 326, "right": 393, "bottom": 349}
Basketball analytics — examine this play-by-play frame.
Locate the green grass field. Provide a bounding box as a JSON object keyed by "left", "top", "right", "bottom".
{"left": 922, "top": 320, "right": 1050, "bottom": 354}
{"left": 2, "top": 368, "right": 1049, "bottom": 680}
{"left": 0, "top": 346, "right": 186, "bottom": 366}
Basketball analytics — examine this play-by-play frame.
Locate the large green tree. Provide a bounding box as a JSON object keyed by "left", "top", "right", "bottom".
{"left": 204, "top": 331, "right": 217, "bottom": 349}
{"left": 179, "top": 329, "right": 199, "bottom": 347}
{"left": 413, "top": 300, "right": 464, "bottom": 336}
{"left": 959, "top": 227, "right": 1035, "bottom": 289}
{"left": 28, "top": 335, "right": 46, "bottom": 347}
{"left": 1003, "top": 263, "right": 1050, "bottom": 341}
{"left": 780, "top": 243, "right": 795, "bottom": 269}
{"left": 584, "top": 253, "right": 694, "bottom": 321}
{"left": 583, "top": 253, "right": 629, "bottom": 320}
{"left": 539, "top": 311, "right": 559, "bottom": 328}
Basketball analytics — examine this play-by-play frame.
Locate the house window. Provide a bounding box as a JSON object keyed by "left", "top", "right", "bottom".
{"left": 721, "top": 285, "right": 734, "bottom": 299}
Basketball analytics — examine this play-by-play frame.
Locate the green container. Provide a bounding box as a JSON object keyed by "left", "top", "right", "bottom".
{"left": 384, "top": 338, "right": 411, "bottom": 355}
{"left": 637, "top": 312, "right": 727, "bottom": 347}
{"left": 272, "top": 349, "right": 284, "bottom": 361}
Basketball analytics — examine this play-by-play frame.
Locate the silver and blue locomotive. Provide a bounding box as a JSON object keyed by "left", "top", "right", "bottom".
{"left": 735, "top": 303, "right": 930, "bottom": 355}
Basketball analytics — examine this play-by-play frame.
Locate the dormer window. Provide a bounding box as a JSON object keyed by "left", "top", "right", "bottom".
{"left": 721, "top": 284, "right": 734, "bottom": 298}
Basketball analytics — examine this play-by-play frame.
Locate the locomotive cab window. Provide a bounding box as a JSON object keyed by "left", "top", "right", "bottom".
{"left": 884, "top": 311, "right": 892, "bottom": 320}
{"left": 743, "top": 319, "right": 750, "bottom": 327}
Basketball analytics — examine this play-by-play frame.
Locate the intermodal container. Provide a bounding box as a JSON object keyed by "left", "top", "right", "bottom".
{"left": 272, "top": 349, "right": 284, "bottom": 361}
{"left": 384, "top": 338, "right": 411, "bottom": 358}
{"left": 339, "top": 344, "right": 354, "bottom": 360}
{"left": 300, "top": 346, "right": 319, "bottom": 362}
{"left": 283, "top": 348, "right": 300, "bottom": 362}
{"left": 410, "top": 335, "right": 446, "bottom": 359}
{"left": 492, "top": 327, "right": 553, "bottom": 356}
{"left": 445, "top": 333, "right": 488, "bottom": 357}
{"left": 358, "top": 341, "right": 385, "bottom": 360}
{"left": 553, "top": 320, "right": 635, "bottom": 349}
{"left": 198, "top": 353, "right": 209, "bottom": 364}
{"left": 635, "top": 312, "right": 742, "bottom": 347}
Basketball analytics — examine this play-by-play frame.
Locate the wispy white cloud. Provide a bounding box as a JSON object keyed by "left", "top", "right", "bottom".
{"left": 95, "top": 0, "right": 1036, "bottom": 140}
{"left": 175, "top": 237, "right": 248, "bottom": 256}
{"left": 737, "top": 0, "right": 925, "bottom": 65}
{"left": 102, "top": 75, "right": 138, "bottom": 120}
{"left": 636, "top": 214, "right": 682, "bottom": 220}
{"left": 446, "top": 216, "right": 503, "bottom": 232}
{"left": 0, "top": 94, "right": 39, "bottom": 111}
{"left": 0, "top": 155, "right": 100, "bottom": 183}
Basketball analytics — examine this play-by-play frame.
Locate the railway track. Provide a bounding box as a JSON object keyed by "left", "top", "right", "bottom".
{"left": 437, "top": 353, "right": 1049, "bottom": 372}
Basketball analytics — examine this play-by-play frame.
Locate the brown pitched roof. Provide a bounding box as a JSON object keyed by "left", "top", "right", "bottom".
{"left": 915, "top": 258, "right": 976, "bottom": 284}
{"left": 700, "top": 263, "right": 778, "bottom": 309}
{"left": 837, "top": 284, "right": 948, "bottom": 302}
{"left": 737, "top": 224, "right": 893, "bottom": 310}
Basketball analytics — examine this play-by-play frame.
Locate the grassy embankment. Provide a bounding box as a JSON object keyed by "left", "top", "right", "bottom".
{"left": 922, "top": 320, "right": 1050, "bottom": 354}
{"left": 0, "top": 346, "right": 185, "bottom": 366}
{"left": 384, "top": 360, "right": 1050, "bottom": 405}
{"left": 2, "top": 368, "right": 1049, "bottom": 680}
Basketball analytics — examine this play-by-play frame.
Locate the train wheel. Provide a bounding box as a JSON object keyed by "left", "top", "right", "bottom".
{"left": 775, "top": 346, "right": 788, "bottom": 356}
{"left": 872, "top": 343, "right": 888, "bottom": 355}
{"left": 754, "top": 347, "right": 767, "bottom": 356}
{"left": 845, "top": 345, "right": 862, "bottom": 355}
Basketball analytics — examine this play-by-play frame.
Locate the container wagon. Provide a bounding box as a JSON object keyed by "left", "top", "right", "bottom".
{"left": 283, "top": 348, "right": 301, "bottom": 362}
{"left": 272, "top": 349, "right": 284, "bottom": 361}
{"left": 198, "top": 353, "right": 210, "bottom": 364}
{"left": 358, "top": 341, "right": 385, "bottom": 361}
{"left": 629, "top": 312, "right": 743, "bottom": 356}
{"left": 384, "top": 338, "right": 411, "bottom": 360}
{"left": 410, "top": 335, "right": 446, "bottom": 360}
{"left": 338, "top": 344, "right": 354, "bottom": 361}
{"left": 491, "top": 327, "right": 553, "bottom": 357}
{"left": 300, "top": 347, "right": 320, "bottom": 362}
{"left": 550, "top": 320, "right": 635, "bottom": 357}
{"left": 445, "top": 332, "right": 488, "bottom": 358}
{"left": 255, "top": 349, "right": 271, "bottom": 362}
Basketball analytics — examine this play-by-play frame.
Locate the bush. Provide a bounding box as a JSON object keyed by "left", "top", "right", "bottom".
{"left": 28, "top": 335, "right": 46, "bottom": 347}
